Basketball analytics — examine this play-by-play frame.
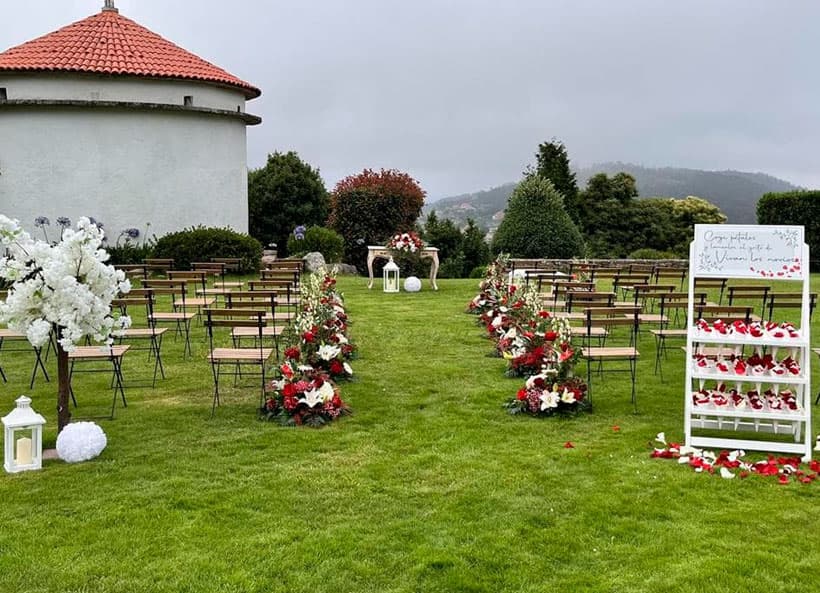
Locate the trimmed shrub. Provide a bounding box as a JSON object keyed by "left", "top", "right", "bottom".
{"left": 106, "top": 242, "right": 155, "bottom": 265}
{"left": 757, "top": 190, "right": 820, "bottom": 271}
{"left": 287, "top": 226, "right": 345, "bottom": 263}
{"left": 152, "top": 226, "right": 262, "bottom": 272}
{"left": 491, "top": 176, "right": 585, "bottom": 258}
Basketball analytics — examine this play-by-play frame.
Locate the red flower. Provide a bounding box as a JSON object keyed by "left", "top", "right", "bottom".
{"left": 283, "top": 383, "right": 297, "bottom": 398}
{"left": 612, "top": 425, "right": 620, "bottom": 432}
{"left": 329, "top": 360, "right": 344, "bottom": 375}
{"left": 283, "top": 395, "right": 298, "bottom": 411}
{"left": 284, "top": 347, "right": 300, "bottom": 360}
{"left": 516, "top": 389, "right": 527, "bottom": 401}
{"left": 537, "top": 311, "right": 551, "bottom": 319}
{"left": 302, "top": 331, "right": 315, "bottom": 343}
{"left": 544, "top": 330, "right": 557, "bottom": 342}
{"left": 778, "top": 474, "right": 790, "bottom": 485}
{"left": 564, "top": 441, "right": 575, "bottom": 449}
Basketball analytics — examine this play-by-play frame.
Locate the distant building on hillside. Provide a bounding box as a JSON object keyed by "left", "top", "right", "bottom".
{"left": 0, "top": 1, "right": 261, "bottom": 240}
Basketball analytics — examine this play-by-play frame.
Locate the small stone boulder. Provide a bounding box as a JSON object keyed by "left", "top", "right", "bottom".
{"left": 304, "top": 252, "right": 326, "bottom": 273}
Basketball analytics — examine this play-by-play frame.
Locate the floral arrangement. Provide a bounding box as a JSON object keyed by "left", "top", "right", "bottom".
{"left": 504, "top": 373, "right": 588, "bottom": 416}
{"left": 387, "top": 231, "right": 424, "bottom": 253}
{"left": 468, "top": 255, "right": 588, "bottom": 418}
{"left": 650, "top": 433, "right": 820, "bottom": 484}
{"left": 260, "top": 268, "right": 355, "bottom": 426}
{"left": 0, "top": 215, "right": 131, "bottom": 431}
{"left": 259, "top": 363, "right": 350, "bottom": 426}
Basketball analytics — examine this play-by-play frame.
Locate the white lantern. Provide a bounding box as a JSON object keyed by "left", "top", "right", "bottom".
{"left": 2, "top": 396, "right": 46, "bottom": 473}
{"left": 383, "top": 257, "right": 400, "bottom": 293}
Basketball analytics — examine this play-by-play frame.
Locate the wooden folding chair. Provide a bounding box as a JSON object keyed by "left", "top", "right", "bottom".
{"left": 204, "top": 308, "right": 274, "bottom": 415}
{"left": 248, "top": 279, "right": 299, "bottom": 311}
{"left": 654, "top": 267, "right": 687, "bottom": 290}
{"left": 649, "top": 292, "right": 706, "bottom": 377}
{"left": 143, "top": 258, "right": 174, "bottom": 277}
{"left": 113, "top": 289, "right": 167, "bottom": 387}
{"left": 167, "top": 271, "right": 216, "bottom": 314}
{"left": 580, "top": 306, "right": 641, "bottom": 409}
{"left": 694, "top": 277, "right": 728, "bottom": 304}
{"left": 143, "top": 279, "right": 196, "bottom": 357}
{"left": 766, "top": 292, "right": 817, "bottom": 322}
{"left": 566, "top": 291, "right": 615, "bottom": 313}
{"left": 68, "top": 344, "right": 130, "bottom": 418}
{"left": 612, "top": 273, "right": 652, "bottom": 301}
{"left": 225, "top": 291, "right": 286, "bottom": 358}
{"left": 727, "top": 285, "right": 771, "bottom": 319}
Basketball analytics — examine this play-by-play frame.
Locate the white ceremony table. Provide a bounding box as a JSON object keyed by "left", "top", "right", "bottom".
{"left": 366, "top": 246, "right": 439, "bottom": 290}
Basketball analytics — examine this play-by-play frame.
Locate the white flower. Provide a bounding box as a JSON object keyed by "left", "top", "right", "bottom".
{"left": 343, "top": 362, "right": 353, "bottom": 376}
{"left": 297, "top": 364, "right": 314, "bottom": 372}
{"left": 539, "top": 390, "right": 560, "bottom": 410}
{"left": 318, "top": 344, "right": 341, "bottom": 361}
{"left": 560, "top": 388, "right": 576, "bottom": 404}
{"left": 299, "top": 388, "right": 324, "bottom": 408}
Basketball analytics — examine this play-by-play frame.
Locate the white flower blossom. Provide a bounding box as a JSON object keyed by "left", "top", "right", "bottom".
{"left": 0, "top": 215, "right": 130, "bottom": 352}
{"left": 539, "top": 391, "right": 560, "bottom": 410}
{"left": 317, "top": 344, "right": 341, "bottom": 361}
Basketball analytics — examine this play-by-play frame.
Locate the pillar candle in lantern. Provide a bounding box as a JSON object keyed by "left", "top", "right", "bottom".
{"left": 16, "top": 437, "right": 33, "bottom": 466}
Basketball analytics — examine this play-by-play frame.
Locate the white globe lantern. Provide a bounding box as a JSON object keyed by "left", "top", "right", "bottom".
{"left": 2, "top": 396, "right": 46, "bottom": 473}
{"left": 383, "top": 257, "right": 400, "bottom": 293}
{"left": 404, "top": 276, "right": 422, "bottom": 292}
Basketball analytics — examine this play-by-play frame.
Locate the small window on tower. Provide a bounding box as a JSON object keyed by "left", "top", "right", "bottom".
{"left": 184, "top": 95, "right": 194, "bottom": 107}
{"left": 0, "top": 88, "right": 7, "bottom": 101}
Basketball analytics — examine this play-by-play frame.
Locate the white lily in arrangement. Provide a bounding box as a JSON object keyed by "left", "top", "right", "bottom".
{"left": 539, "top": 391, "right": 560, "bottom": 410}
{"left": 318, "top": 344, "right": 341, "bottom": 361}
{"left": 299, "top": 388, "right": 324, "bottom": 408}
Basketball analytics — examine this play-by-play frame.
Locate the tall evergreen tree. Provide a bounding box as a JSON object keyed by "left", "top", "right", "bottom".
{"left": 248, "top": 151, "right": 329, "bottom": 257}
{"left": 534, "top": 139, "right": 580, "bottom": 223}
{"left": 491, "top": 175, "right": 584, "bottom": 258}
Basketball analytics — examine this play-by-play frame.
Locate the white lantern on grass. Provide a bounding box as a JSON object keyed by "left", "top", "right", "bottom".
{"left": 383, "top": 257, "right": 400, "bottom": 293}
{"left": 2, "top": 396, "right": 46, "bottom": 473}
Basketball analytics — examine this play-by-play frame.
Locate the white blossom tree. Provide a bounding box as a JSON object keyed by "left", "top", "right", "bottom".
{"left": 0, "top": 215, "right": 131, "bottom": 431}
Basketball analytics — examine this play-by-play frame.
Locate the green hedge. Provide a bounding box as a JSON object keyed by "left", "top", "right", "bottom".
{"left": 286, "top": 226, "right": 345, "bottom": 263}
{"left": 152, "top": 226, "right": 263, "bottom": 272}
{"left": 757, "top": 191, "right": 820, "bottom": 271}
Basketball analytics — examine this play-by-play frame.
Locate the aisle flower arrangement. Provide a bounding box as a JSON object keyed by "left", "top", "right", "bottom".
{"left": 468, "top": 255, "right": 589, "bottom": 417}
{"left": 259, "top": 269, "right": 355, "bottom": 426}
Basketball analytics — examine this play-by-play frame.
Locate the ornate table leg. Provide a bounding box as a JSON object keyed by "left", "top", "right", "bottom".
{"left": 429, "top": 251, "right": 439, "bottom": 291}
{"left": 367, "top": 250, "right": 376, "bottom": 289}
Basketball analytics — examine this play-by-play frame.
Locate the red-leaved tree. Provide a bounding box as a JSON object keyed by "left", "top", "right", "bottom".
{"left": 328, "top": 169, "right": 426, "bottom": 272}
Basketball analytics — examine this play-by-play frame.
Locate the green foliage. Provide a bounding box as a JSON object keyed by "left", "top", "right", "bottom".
{"left": 422, "top": 213, "right": 491, "bottom": 278}
{"left": 152, "top": 226, "right": 262, "bottom": 272}
{"left": 105, "top": 241, "right": 155, "bottom": 265}
{"left": 578, "top": 169, "right": 727, "bottom": 257}
{"left": 460, "top": 218, "right": 491, "bottom": 274}
{"left": 533, "top": 139, "right": 580, "bottom": 223}
{"left": 286, "top": 226, "right": 345, "bottom": 263}
{"left": 491, "top": 175, "right": 585, "bottom": 258}
{"left": 328, "top": 169, "right": 426, "bottom": 271}
{"left": 248, "top": 151, "right": 329, "bottom": 257}
{"left": 757, "top": 190, "right": 820, "bottom": 271}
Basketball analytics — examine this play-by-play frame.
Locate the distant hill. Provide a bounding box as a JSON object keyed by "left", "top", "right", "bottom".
{"left": 424, "top": 164, "right": 801, "bottom": 230}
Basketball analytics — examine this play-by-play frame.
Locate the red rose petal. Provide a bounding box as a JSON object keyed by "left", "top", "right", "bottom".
{"left": 563, "top": 441, "right": 575, "bottom": 449}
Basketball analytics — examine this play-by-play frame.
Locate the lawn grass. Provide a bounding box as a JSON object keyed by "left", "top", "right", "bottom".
{"left": 1, "top": 274, "right": 819, "bottom": 593}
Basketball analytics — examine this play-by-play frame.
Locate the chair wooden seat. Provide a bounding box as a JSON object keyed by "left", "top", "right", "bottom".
{"left": 174, "top": 297, "right": 215, "bottom": 308}
{"left": 121, "top": 327, "right": 168, "bottom": 338}
{"left": 68, "top": 345, "right": 130, "bottom": 417}
{"left": 209, "top": 347, "right": 274, "bottom": 362}
{"left": 569, "top": 326, "right": 607, "bottom": 338}
{"left": 636, "top": 313, "right": 668, "bottom": 324}
{"left": 582, "top": 346, "right": 639, "bottom": 359}
{"left": 232, "top": 325, "right": 285, "bottom": 339}
{"left": 68, "top": 345, "right": 130, "bottom": 360}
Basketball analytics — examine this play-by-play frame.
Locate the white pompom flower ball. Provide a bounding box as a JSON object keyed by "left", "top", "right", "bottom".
{"left": 56, "top": 422, "right": 108, "bottom": 463}
{"left": 404, "top": 276, "right": 422, "bottom": 292}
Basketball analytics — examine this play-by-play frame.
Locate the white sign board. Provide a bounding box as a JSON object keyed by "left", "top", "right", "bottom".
{"left": 692, "top": 224, "right": 804, "bottom": 279}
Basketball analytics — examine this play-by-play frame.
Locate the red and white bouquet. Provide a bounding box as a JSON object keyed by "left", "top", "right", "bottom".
{"left": 387, "top": 231, "right": 424, "bottom": 253}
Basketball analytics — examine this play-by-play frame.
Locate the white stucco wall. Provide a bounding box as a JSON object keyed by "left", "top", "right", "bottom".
{"left": 0, "top": 105, "right": 250, "bottom": 241}
{"left": 1, "top": 73, "right": 250, "bottom": 112}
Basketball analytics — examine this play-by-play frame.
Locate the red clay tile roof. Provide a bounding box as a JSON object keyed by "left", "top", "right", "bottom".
{"left": 0, "top": 8, "right": 260, "bottom": 98}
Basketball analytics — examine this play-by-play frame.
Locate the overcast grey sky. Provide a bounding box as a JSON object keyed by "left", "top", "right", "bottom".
{"left": 2, "top": 0, "right": 818, "bottom": 200}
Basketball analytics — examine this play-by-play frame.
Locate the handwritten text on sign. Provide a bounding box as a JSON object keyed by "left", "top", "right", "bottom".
{"left": 693, "top": 225, "right": 803, "bottom": 279}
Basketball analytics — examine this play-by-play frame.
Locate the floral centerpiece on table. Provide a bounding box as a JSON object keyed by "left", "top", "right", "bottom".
{"left": 504, "top": 373, "right": 588, "bottom": 417}
{"left": 387, "top": 231, "right": 424, "bottom": 253}
{"left": 260, "top": 363, "right": 350, "bottom": 426}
